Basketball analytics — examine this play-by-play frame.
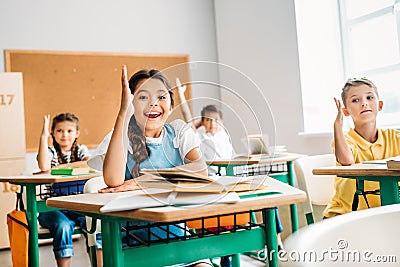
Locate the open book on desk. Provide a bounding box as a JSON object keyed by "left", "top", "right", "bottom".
{"left": 100, "top": 190, "right": 240, "bottom": 213}
{"left": 137, "top": 171, "right": 270, "bottom": 193}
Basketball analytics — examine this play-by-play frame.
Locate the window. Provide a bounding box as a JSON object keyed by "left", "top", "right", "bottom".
{"left": 340, "top": 0, "right": 400, "bottom": 129}
{"left": 295, "top": 0, "right": 400, "bottom": 134}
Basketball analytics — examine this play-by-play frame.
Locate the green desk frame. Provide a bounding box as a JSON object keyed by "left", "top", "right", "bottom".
{"left": 313, "top": 164, "right": 400, "bottom": 206}
{"left": 353, "top": 177, "right": 400, "bottom": 206}
{"left": 1, "top": 174, "right": 101, "bottom": 267}
{"left": 210, "top": 160, "right": 299, "bottom": 233}
{"left": 14, "top": 183, "right": 96, "bottom": 267}
{"left": 74, "top": 207, "right": 278, "bottom": 267}
{"left": 45, "top": 175, "right": 307, "bottom": 267}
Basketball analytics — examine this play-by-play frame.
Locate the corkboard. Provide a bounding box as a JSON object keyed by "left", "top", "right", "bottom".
{"left": 5, "top": 50, "right": 191, "bottom": 152}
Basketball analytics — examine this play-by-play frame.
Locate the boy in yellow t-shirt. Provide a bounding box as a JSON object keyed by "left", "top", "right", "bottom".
{"left": 323, "top": 78, "right": 400, "bottom": 218}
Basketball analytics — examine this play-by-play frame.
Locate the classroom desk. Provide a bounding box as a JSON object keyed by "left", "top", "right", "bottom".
{"left": 47, "top": 178, "right": 306, "bottom": 267}
{"left": 0, "top": 173, "right": 101, "bottom": 267}
{"left": 313, "top": 163, "right": 400, "bottom": 206}
{"left": 207, "top": 153, "right": 304, "bottom": 232}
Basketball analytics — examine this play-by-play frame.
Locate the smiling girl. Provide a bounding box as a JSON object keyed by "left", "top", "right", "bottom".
{"left": 98, "top": 66, "right": 210, "bottom": 267}
{"left": 101, "top": 66, "right": 207, "bottom": 192}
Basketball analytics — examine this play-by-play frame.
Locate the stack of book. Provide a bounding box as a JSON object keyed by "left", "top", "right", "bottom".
{"left": 387, "top": 158, "right": 400, "bottom": 170}
{"left": 50, "top": 167, "right": 91, "bottom": 175}
{"left": 362, "top": 156, "right": 400, "bottom": 170}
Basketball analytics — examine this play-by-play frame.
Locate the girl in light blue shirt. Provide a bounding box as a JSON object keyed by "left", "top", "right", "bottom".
{"left": 98, "top": 66, "right": 210, "bottom": 267}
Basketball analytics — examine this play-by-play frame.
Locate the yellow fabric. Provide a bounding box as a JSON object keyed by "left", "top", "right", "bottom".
{"left": 323, "top": 128, "right": 400, "bottom": 218}
{"left": 7, "top": 210, "right": 29, "bottom": 267}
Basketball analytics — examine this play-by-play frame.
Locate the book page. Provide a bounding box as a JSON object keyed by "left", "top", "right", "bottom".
{"left": 100, "top": 191, "right": 240, "bottom": 212}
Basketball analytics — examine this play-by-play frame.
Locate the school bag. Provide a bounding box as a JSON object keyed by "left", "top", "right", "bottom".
{"left": 7, "top": 188, "right": 29, "bottom": 267}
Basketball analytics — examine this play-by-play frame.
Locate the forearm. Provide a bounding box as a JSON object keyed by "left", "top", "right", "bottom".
{"left": 103, "top": 113, "right": 128, "bottom": 187}
{"left": 333, "top": 124, "right": 354, "bottom": 165}
{"left": 38, "top": 135, "right": 51, "bottom": 171}
{"left": 178, "top": 91, "right": 193, "bottom": 123}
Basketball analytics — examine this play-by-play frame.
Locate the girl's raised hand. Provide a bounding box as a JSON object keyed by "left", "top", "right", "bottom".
{"left": 120, "top": 65, "right": 134, "bottom": 114}
{"left": 41, "top": 114, "right": 50, "bottom": 137}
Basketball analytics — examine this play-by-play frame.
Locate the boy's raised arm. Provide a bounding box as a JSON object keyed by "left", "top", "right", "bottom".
{"left": 333, "top": 98, "right": 354, "bottom": 165}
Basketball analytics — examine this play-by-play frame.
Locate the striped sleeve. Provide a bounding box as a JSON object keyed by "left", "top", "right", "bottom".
{"left": 77, "top": 144, "right": 90, "bottom": 160}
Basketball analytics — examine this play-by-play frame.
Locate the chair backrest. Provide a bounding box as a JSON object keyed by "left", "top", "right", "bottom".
{"left": 294, "top": 154, "right": 336, "bottom": 206}
{"left": 83, "top": 176, "right": 106, "bottom": 249}
{"left": 84, "top": 176, "right": 107, "bottom": 194}
{"left": 283, "top": 204, "right": 400, "bottom": 266}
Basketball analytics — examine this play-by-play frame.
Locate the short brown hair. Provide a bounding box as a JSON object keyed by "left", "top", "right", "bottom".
{"left": 341, "top": 78, "right": 378, "bottom": 107}
{"left": 200, "top": 105, "right": 223, "bottom": 121}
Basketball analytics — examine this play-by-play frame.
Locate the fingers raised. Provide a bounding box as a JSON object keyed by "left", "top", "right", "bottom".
{"left": 334, "top": 98, "right": 342, "bottom": 112}
{"left": 121, "top": 65, "right": 128, "bottom": 89}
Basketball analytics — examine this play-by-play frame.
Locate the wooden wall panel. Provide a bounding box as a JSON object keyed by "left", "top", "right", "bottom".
{"left": 5, "top": 50, "right": 191, "bottom": 151}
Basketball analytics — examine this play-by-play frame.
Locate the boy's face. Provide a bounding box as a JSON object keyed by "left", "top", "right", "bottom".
{"left": 342, "top": 84, "right": 383, "bottom": 125}
{"left": 202, "top": 111, "right": 222, "bottom": 135}
{"left": 133, "top": 78, "right": 172, "bottom": 138}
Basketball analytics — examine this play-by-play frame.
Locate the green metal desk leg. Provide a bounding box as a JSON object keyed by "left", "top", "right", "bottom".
{"left": 263, "top": 208, "right": 278, "bottom": 267}
{"left": 305, "top": 213, "right": 314, "bottom": 225}
{"left": 89, "top": 246, "right": 97, "bottom": 267}
{"left": 287, "top": 161, "right": 298, "bottom": 232}
{"left": 226, "top": 165, "right": 235, "bottom": 176}
{"left": 101, "top": 219, "right": 123, "bottom": 267}
{"left": 379, "top": 178, "right": 400, "bottom": 205}
{"left": 232, "top": 253, "right": 240, "bottom": 267}
{"left": 25, "top": 184, "right": 39, "bottom": 267}
{"left": 217, "top": 166, "right": 222, "bottom": 176}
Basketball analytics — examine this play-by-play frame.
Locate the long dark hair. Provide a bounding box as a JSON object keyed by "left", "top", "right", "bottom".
{"left": 51, "top": 112, "right": 80, "bottom": 164}
{"left": 128, "top": 69, "right": 174, "bottom": 178}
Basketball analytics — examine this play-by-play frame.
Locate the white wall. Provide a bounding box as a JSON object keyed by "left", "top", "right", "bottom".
{"left": 214, "top": 0, "right": 333, "bottom": 154}
{"left": 0, "top": 0, "right": 220, "bottom": 173}
{"left": 1, "top": 0, "right": 336, "bottom": 175}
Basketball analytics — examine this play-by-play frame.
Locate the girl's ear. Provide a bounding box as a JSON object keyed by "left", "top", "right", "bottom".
{"left": 378, "top": 101, "right": 383, "bottom": 111}
{"left": 342, "top": 107, "right": 350, "bottom": 116}
{"left": 76, "top": 130, "right": 80, "bottom": 138}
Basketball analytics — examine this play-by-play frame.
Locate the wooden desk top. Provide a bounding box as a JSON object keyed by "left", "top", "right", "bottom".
{"left": 207, "top": 153, "right": 304, "bottom": 166}
{"left": 0, "top": 172, "right": 102, "bottom": 184}
{"left": 313, "top": 163, "right": 400, "bottom": 177}
{"left": 47, "top": 177, "right": 306, "bottom": 223}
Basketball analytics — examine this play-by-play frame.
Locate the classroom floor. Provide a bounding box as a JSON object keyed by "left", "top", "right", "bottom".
{"left": 0, "top": 236, "right": 266, "bottom": 267}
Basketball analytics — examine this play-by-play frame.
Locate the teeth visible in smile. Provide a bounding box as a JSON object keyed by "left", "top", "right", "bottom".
{"left": 145, "top": 112, "right": 161, "bottom": 118}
